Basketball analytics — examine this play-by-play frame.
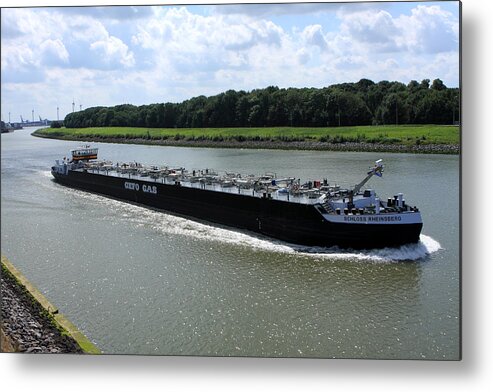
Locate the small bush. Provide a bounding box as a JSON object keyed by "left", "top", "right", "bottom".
{"left": 50, "top": 121, "right": 63, "bottom": 128}
{"left": 356, "top": 133, "right": 366, "bottom": 142}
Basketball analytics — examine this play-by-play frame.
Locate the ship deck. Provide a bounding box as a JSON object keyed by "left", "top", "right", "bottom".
{"left": 71, "top": 163, "right": 338, "bottom": 206}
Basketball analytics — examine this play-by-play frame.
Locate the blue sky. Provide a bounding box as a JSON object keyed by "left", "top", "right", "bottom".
{"left": 1, "top": 1, "right": 460, "bottom": 122}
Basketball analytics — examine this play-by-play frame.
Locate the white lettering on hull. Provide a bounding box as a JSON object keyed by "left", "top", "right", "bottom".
{"left": 124, "top": 182, "right": 157, "bottom": 194}
{"left": 343, "top": 215, "right": 402, "bottom": 222}
{"left": 124, "top": 182, "right": 140, "bottom": 191}
{"left": 323, "top": 212, "right": 421, "bottom": 225}
{"left": 142, "top": 184, "right": 157, "bottom": 194}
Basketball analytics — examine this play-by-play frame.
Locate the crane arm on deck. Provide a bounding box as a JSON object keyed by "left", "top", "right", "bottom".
{"left": 351, "top": 159, "right": 384, "bottom": 195}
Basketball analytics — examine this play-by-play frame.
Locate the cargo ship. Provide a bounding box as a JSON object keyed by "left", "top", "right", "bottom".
{"left": 51, "top": 146, "right": 423, "bottom": 249}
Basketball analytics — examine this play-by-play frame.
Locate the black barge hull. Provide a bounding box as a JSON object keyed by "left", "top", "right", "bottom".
{"left": 52, "top": 171, "right": 422, "bottom": 249}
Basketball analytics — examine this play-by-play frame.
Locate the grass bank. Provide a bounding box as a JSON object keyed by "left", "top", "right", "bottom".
{"left": 33, "top": 125, "right": 460, "bottom": 154}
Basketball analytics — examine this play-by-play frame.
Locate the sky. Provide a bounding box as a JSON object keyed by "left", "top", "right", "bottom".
{"left": 1, "top": 1, "right": 460, "bottom": 122}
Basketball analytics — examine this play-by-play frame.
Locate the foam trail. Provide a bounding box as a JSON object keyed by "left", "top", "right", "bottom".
{"left": 298, "top": 234, "right": 441, "bottom": 263}
{"left": 48, "top": 174, "right": 441, "bottom": 262}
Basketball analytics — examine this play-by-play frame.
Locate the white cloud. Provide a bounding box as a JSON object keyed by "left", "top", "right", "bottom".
{"left": 397, "top": 5, "right": 459, "bottom": 54}
{"left": 130, "top": 7, "right": 287, "bottom": 83}
{"left": 2, "top": 42, "right": 37, "bottom": 69}
{"left": 296, "top": 48, "right": 310, "bottom": 65}
{"left": 40, "top": 39, "right": 70, "bottom": 65}
{"left": 334, "top": 55, "right": 367, "bottom": 70}
{"left": 1, "top": 41, "right": 44, "bottom": 84}
{"left": 333, "top": 4, "right": 458, "bottom": 55}
{"left": 1, "top": 3, "right": 460, "bottom": 122}
{"left": 1, "top": 8, "right": 56, "bottom": 41}
{"left": 338, "top": 10, "right": 399, "bottom": 52}
{"left": 70, "top": 16, "right": 109, "bottom": 43}
{"left": 301, "top": 25, "right": 329, "bottom": 51}
{"left": 90, "top": 36, "right": 135, "bottom": 68}
{"left": 1, "top": 9, "right": 136, "bottom": 74}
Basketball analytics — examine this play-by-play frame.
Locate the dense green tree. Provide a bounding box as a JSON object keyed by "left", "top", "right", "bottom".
{"left": 64, "top": 78, "right": 460, "bottom": 129}
{"left": 376, "top": 92, "right": 409, "bottom": 125}
{"left": 50, "top": 120, "right": 62, "bottom": 128}
{"left": 431, "top": 78, "right": 446, "bottom": 91}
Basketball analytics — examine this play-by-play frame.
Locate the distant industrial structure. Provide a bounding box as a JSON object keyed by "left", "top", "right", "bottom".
{"left": 2, "top": 99, "right": 85, "bottom": 132}
{"left": 2, "top": 111, "right": 51, "bottom": 132}
{"left": 17, "top": 110, "right": 51, "bottom": 127}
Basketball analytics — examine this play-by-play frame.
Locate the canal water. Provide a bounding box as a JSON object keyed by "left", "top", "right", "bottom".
{"left": 1, "top": 127, "right": 459, "bottom": 359}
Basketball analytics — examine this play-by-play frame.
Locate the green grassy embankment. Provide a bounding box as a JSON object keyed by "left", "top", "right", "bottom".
{"left": 32, "top": 125, "right": 459, "bottom": 154}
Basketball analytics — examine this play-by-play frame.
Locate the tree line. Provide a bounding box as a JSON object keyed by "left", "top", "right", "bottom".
{"left": 63, "top": 78, "right": 460, "bottom": 129}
